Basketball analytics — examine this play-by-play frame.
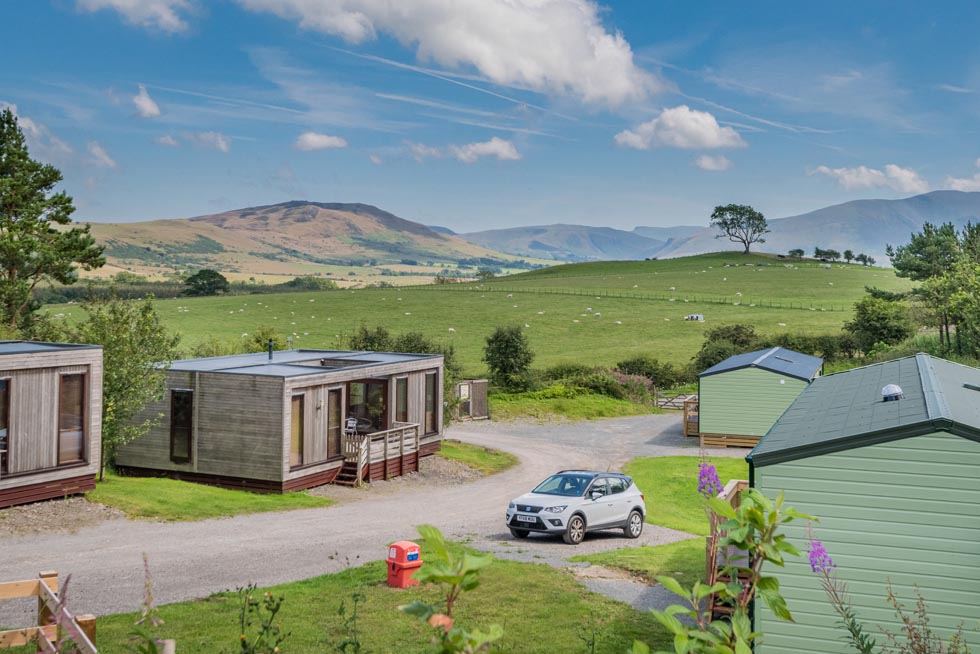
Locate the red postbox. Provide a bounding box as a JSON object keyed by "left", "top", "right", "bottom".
{"left": 386, "top": 541, "right": 422, "bottom": 588}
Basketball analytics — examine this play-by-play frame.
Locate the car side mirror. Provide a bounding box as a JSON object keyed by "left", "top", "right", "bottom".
{"left": 590, "top": 490, "right": 603, "bottom": 500}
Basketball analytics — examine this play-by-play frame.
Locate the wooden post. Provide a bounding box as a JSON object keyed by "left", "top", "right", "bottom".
{"left": 161, "top": 639, "right": 176, "bottom": 654}
{"left": 76, "top": 615, "right": 96, "bottom": 647}
{"left": 37, "top": 571, "right": 58, "bottom": 629}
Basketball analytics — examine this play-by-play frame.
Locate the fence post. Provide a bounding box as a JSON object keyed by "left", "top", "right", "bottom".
{"left": 76, "top": 615, "right": 97, "bottom": 647}
{"left": 37, "top": 571, "right": 58, "bottom": 630}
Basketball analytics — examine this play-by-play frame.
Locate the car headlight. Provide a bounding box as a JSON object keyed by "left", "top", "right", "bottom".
{"left": 543, "top": 505, "right": 567, "bottom": 513}
{"left": 508, "top": 502, "right": 515, "bottom": 509}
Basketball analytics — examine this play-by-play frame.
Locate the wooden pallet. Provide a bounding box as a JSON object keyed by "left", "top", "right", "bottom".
{"left": 699, "top": 433, "right": 760, "bottom": 448}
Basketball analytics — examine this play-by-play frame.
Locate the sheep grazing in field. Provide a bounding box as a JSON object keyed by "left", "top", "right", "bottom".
{"left": 537, "top": 311, "right": 545, "bottom": 315}
{"left": 404, "top": 312, "right": 411, "bottom": 316}
{"left": 594, "top": 312, "right": 601, "bottom": 317}
{"left": 735, "top": 292, "right": 742, "bottom": 297}
{"left": 615, "top": 320, "right": 622, "bottom": 325}
{"left": 668, "top": 287, "right": 676, "bottom": 291}
{"left": 778, "top": 322, "right": 787, "bottom": 327}
{"left": 507, "top": 293, "right": 513, "bottom": 298}
{"left": 524, "top": 323, "right": 530, "bottom": 327}
{"left": 586, "top": 307, "right": 592, "bottom": 311}
{"left": 448, "top": 328, "right": 456, "bottom": 333}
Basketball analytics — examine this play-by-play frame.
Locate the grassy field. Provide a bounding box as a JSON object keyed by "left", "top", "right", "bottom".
{"left": 95, "top": 545, "right": 666, "bottom": 654}
{"left": 437, "top": 439, "right": 518, "bottom": 474}
{"left": 626, "top": 456, "right": 750, "bottom": 536}
{"left": 490, "top": 390, "right": 656, "bottom": 421}
{"left": 51, "top": 253, "right": 910, "bottom": 376}
{"left": 87, "top": 473, "right": 332, "bottom": 521}
{"left": 569, "top": 537, "right": 705, "bottom": 586}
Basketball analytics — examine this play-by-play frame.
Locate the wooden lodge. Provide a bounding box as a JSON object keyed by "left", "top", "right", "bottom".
{"left": 116, "top": 348, "right": 444, "bottom": 492}
{"left": 696, "top": 347, "right": 822, "bottom": 448}
{"left": 0, "top": 341, "right": 103, "bottom": 508}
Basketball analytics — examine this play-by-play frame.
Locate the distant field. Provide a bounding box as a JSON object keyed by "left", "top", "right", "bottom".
{"left": 51, "top": 253, "right": 912, "bottom": 376}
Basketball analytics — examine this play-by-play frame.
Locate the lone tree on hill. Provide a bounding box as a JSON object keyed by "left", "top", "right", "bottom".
{"left": 0, "top": 108, "right": 104, "bottom": 329}
{"left": 483, "top": 325, "right": 534, "bottom": 391}
{"left": 710, "top": 204, "right": 770, "bottom": 254}
{"left": 184, "top": 268, "right": 229, "bottom": 296}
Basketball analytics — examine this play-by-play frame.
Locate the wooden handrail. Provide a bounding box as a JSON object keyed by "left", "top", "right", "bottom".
{"left": 38, "top": 580, "right": 98, "bottom": 654}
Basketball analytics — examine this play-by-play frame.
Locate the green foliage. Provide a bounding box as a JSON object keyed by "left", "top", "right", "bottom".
{"left": 569, "top": 538, "right": 705, "bottom": 586}
{"left": 692, "top": 339, "right": 741, "bottom": 373}
{"left": 236, "top": 584, "right": 289, "bottom": 654}
{"left": 184, "top": 269, "right": 230, "bottom": 296}
{"left": 888, "top": 222, "right": 960, "bottom": 281}
{"left": 642, "top": 489, "right": 811, "bottom": 654}
{"left": 282, "top": 276, "right": 338, "bottom": 291}
{"left": 436, "top": 441, "right": 517, "bottom": 475}
{"left": 334, "top": 594, "right": 366, "bottom": 654}
{"left": 400, "top": 525, "right": 502, "bottom": 654}
{"left": 710, "top": 204, "right": 770, "bottom": 254}
{"left": 53, "top": 292, "right": 180, "bottom": 477}
{"left": 787, "top": 248, "right": 804, "bottom": 259}
{"left": 0, "top": 107, "right": 105, "bottom": 329}
{"left": 482, "top": 325, "right": 534, "bottom": 391}
{"left": 244, "top": 325, "right": 288, "bottom": 352}
{"left": 844, "top": 295, "right": 914, "bottom": 354}
{"left": 616, "top": 355, "right": 688, "bottom": 389}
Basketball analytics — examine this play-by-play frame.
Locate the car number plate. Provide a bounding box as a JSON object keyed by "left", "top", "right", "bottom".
{"left": 515, "top": 514, "right": 535, "bottom": 522}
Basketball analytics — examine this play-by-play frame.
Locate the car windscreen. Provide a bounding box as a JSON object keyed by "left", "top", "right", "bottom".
{"left": 532, "top": 474, "right": 592, "bottom": 496}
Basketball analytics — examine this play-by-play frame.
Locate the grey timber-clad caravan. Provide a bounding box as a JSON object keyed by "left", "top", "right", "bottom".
{"left": 116, "top": 348, "right": 444, "bottom": 491}
{"left": 749, "top": 354, "right": 980, "bottom": 654}
{"left": 0, "top": 341, "right": 103, "bottom": 507}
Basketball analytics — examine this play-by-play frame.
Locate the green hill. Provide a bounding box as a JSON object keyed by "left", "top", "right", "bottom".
{"left": 65, "top": 253, "right": 911, "bottom": 375}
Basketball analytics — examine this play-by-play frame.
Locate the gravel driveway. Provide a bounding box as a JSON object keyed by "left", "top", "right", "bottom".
{"left": 0, "top": 413, "right": 744, "bottom": 622}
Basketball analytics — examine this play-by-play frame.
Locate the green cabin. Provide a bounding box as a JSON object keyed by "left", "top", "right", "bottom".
{"left": 749, "top": 354, "right": 980, "bottom": 654}
{"left": 698, "top": 347, "right": 822, "bottom": 447}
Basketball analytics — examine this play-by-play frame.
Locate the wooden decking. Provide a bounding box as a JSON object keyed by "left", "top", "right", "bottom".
{"left": 0, "top": 571, "right": 99, "bottom": 654}
{"left": 699, "top": 433, "right": 761, "bottom": 448}
{"left": 683, "top": 399, "right": 699, "bottom": 437}
{"left": 338, "top": 423, "right": 420, "bottom": 487}
{"left": 705, "top": 479, "right": 750, "bottom": 620}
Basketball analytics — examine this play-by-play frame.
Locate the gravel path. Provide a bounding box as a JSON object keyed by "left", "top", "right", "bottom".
{"left": 0, "top": 413, "right": 743, "bottom": 623}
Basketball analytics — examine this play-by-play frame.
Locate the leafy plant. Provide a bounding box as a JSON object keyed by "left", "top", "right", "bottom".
{"left": 335, "top": 593, "right": 366, "bottom": 654}
{"left": 400, "top": 525, "right": 503, "bottom": 653}
{"left": 641, "top": 488, "right": 810, "bottom": 654}
{"left": 129, "top": 555, "right": 172, "bottom": 654}
{"left": 483, "top": 325, "right": 535, "bottom": 391}
{"left": 236, "top": 583, "right": 290, "bottom": 654}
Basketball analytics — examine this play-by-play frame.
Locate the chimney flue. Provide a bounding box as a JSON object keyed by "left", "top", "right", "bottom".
{"left": 268, "top": 338, "right": 274, "bottom": 361}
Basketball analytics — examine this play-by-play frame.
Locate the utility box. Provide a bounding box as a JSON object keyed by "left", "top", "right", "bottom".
{"left": 387, "top": 541, "right": 422, "bottom": 588}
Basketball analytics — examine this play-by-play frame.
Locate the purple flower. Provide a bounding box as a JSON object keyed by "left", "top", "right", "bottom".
{"left": 697, "top": 461, "right": 723, "bottom": 498}
{"left": 808, "top": 540, "right": 835, "bottom": 574}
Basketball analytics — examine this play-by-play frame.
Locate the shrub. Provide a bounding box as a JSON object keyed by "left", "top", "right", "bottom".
{"left": 483, "top": 326, "right": 535, "bottom": 391}
{"left": 845, "top": 295, "right": 914, "bottom": 354}
{"left": 615, "top": 355, "right": 686, "bottom": 389}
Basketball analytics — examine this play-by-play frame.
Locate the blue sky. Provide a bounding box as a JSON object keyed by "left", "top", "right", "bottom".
{"left": 5, "top": 1, "right": 980, "bottom": 231}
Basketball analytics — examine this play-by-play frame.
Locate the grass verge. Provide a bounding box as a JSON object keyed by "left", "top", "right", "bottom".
{"left": 490, "top": 391, "right": 655, "bottom": 422}
{"left": 95, "top": 545, "right": 667, "bottom": 654}
{"left": 87, "top": 473, "right": 332, "bottom": 521}
{"left": 625, "top": 456, "right": 749, "bottom": 536}
{"left": 437, "top": 439, "right": 518, "bottom": 474}
{"left": 569, "top": 537, "right": 705, "bottom": 586}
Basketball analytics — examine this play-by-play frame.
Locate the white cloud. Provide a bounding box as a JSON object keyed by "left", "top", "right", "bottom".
{"left": 811, "top": 163, "right": 929, "bottom": 194}
{"left": 132, "top": 84, "right": 161, "bottom": 118}
{"left": 944, "top": 158, "right": 980, "bottom": 192}
{"left": 615, "top": 105, "right": 745, "bottom": 150}
{"left": 369, "top": 154, "right": 383, "bottom": 165}
{"left": 695, "top": 154, "right": 732, "bottom": 171}
{"left": 76, "top": 0, "right": 194, "bottom": 33}
{"left": 408, "top": 142, "right": 442, "bottom": 162}
{"left": 448, "top": 137, "right": 521, "bottom": 163}
{"left": 154, "top": 134, "right": 179, "bottom": 147}
{"left": 235, "top": 0, "right": 658, "bottom": 107}
{"left": 1, "top": 102, "right": 74, "bottom": 163}
{"left": 185, "top": 131, "right": 231, "bottom": 152}
{"left": 294, "top": 131, "right": 348, "bottom": 151}
{"left": 937, "top": 83, "right": 973, "bottom": 94}
{"left": 87, "top": 141, "right": 118, "bottom": 169}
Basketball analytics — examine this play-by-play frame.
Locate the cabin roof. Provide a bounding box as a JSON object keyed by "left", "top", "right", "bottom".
{"left": 748, "top": 353, "right": 980, "bottom": 466}
{"left": 699, "top": 347, "right": 823, "bottom": 382}
{"left": 169, "top": 349, "right": 442, "bottom": 378}
{"left": 0, "top": 340, "right": 101, "bottom": 354}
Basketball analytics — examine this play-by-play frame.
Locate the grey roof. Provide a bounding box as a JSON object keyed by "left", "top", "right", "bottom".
{"left": 699, "top": 347, "right": 823, "bottom": 382}
{"left": 748, "top": 353, "right": 980, "bottom": 466}
{"left": 0, "top": 340, "right": 100, "bottom": 355}
{"left": 169, "top": 349, "right": 441, "bottom": 378}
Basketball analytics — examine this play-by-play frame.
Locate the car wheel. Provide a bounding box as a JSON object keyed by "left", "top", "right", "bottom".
{"left": 563, "top": 515, "right": 586, "bottom": 545}
{"left": 509, "top": 528, "right": 530, "bottom": 539}
{"left": 624, "top": 510, "right": 644, "bottom": 539}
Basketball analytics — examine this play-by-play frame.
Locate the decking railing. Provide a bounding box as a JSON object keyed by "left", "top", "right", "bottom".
{"left": 0, "top": 571, "right": 98, "bottom": 653}
{"left": 705, "top": 479, "right": 749, "bottom": 619}
{"left": 342, "top": 423, "right": 420, "bottom": 486}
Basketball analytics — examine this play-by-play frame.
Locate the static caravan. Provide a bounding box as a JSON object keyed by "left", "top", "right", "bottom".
{"left": 116, "top": 349, "right": 444, "bottom": 492}
{"left": 749, "top": 354, "right": 980, "bottom": 654}
{"left": 697, "top": 347, "right": 822, "bottom": 447}
{"left": 0, "top": 341, "right": 103, "bottom": 507}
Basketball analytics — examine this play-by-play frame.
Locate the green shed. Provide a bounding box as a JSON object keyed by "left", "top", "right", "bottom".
{"left": 748, "top": 354, "right": 980, "bottom": 654}
{"left": 698, "top": 347, "right": 823, "bottom": 447}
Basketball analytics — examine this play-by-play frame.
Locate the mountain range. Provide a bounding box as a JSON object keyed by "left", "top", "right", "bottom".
{"left": 461, "top": 191, "right": 980, "bottom": 262}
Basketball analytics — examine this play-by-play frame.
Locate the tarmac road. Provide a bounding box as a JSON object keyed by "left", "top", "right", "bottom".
{"left": 0, "top": 413, "right": 743, "bottom": 621}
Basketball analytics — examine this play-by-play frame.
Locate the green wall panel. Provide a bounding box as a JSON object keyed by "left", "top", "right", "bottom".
{"left": 699, "top": 367, "right": 808, "bottom": 436}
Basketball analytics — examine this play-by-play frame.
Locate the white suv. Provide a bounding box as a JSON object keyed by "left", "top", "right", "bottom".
{"left": 506, "top": 470, "right": 646, "bottom": 544}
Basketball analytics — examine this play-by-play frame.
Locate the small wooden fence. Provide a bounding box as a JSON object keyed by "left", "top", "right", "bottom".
{"left": 705, "top": 480, "right": 749, "bottom": 620}
{"left": 342, "top": 423, "right": 420, "bottom": 486}
{"left": 0, "top": 571, "right": 97, "bottom": 654}
{"left": 656, "top": 393, "right": 697, "bottom": 410}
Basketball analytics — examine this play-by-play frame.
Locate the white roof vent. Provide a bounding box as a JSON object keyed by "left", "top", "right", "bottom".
{"left": 882, "top": 384, "right": 904, "bottom": 402}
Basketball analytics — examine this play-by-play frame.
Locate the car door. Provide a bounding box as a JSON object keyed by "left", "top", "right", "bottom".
{"left": 607, "top": 477, "right": 632, "bottom": 525}
{"left": 583, "top": 477, "right": 617, "bottom": 527}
